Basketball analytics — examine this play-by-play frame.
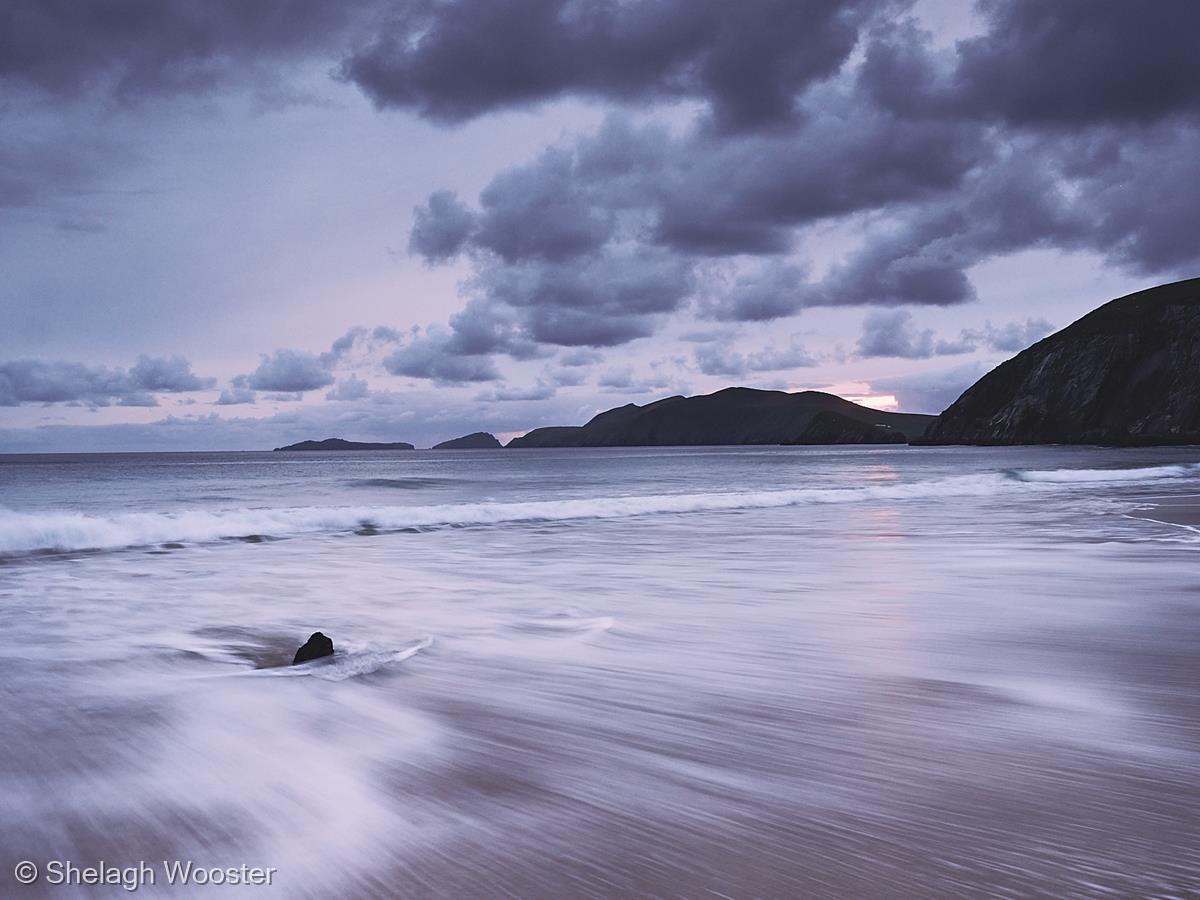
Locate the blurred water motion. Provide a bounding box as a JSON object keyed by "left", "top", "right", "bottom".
{"left": 1, "top": 445, "right": 1198, "bottom": 897}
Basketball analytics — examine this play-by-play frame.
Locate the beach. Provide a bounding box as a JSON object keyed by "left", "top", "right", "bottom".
{"left": 1, "top": 446, "right": 1198, "bottom": 897}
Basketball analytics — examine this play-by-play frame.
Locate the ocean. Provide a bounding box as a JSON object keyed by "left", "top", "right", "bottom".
{"left": 1, "top": 445, "right": 1198, "bottom": 897}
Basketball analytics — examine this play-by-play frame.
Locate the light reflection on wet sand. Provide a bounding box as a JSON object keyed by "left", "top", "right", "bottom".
{"left": 0, "top": 448, "right": 1198, "bottom": 897}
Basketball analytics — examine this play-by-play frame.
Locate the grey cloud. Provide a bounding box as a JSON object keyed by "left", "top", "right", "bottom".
{"left": 408, "top": 190, "right": 476, "bottom": 263}
{"left": 856, "top": 310, "right": 937, "bottom": 359}
{"left": 596, "top": 366, "right": 679, "bottom": 395}
{"left": 382, "top": 328, "right": 500, "bottom": 385}
{"left": 968, "top": 318, "right": 1055, "bottom": 353}
{"left": 341, "top": 0, "right": 887, "bottom": 131}
{"left": 475, "top": 380, "right": 556, "bottom": 402}
{"left": 858, "top": 311, "right": 1057, "bottom": 360}
{"left": 129, "top": 355, "right": 215, "bottom": 392}
{"left": 216, "top": 375, "right": 256, "bottom": 406}
{"left": 474, "top": 148, "right": 613, "bottom": 262}
{"left": 325, "top": 375, "right": 370, "bottom": 401}
{"left": 0, "top": 355, "right": 213, "bottom": 407}
{"left": 548, "top": 368, "right": 587, "bottom": 387}
{"left": 245, "top": 349, "right": 334, "bottom": 392}
{"left": 703, "top": 263, "right": 808, "bottom": 322}
{"left": 953, "top": 1, "right": 1200, "bottom": 128}
{"left": 694, "top": 338, "right": 818, "bottom": 377}
{"left": 558, "top": 348, "right": 603, "bottom": 367}
{"left": 0, "top": 0, "right": 371, "bottom": 101}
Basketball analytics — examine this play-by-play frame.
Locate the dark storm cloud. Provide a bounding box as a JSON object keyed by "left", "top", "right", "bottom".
{"left": 340, "top": 0, "right": 890, "bottom": 131}
{"left": 953, "top": 0, "right": 1200, "bottom": 127}
{"left": 0, "top": 0, "right": 370, "bottom": 100}
{"left": 0, "top": 355, "right": 213, "bottom": 406}
{"left": 401, "top": 0, "right": 1200, "bottom": 358}
{"left": 245, "top": 350, "right": 334, "bottom": 392}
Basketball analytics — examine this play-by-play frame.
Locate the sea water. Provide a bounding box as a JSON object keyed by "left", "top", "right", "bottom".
{"left": 1, "top": 445, "right": 1197, "bottom": 897}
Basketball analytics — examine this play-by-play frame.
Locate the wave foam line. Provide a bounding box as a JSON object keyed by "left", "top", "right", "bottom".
{"left": 1012, "top": 462, "right": 1200, "bottom": 484}
{"left": 0, "top": 471, "right": 1062, "bottom": 556}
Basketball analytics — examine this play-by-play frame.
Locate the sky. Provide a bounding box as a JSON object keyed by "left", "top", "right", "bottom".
{"left": 1, "top": 0, "right": 1197, "bottom": 451}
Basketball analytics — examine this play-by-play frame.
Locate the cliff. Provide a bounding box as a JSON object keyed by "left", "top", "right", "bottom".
{"left": 923, "top": 278, "right": 1200, "bottom": 445}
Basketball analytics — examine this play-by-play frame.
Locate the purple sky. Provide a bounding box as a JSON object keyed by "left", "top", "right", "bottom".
{"left": 1, "top": 0, "right": 1196, "bottom": 450}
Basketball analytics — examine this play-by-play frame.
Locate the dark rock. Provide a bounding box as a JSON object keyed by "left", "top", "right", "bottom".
{"left": 506, "top": 387, "right": 934, "bottom": 447}
{"left": 292, "top": 632, "right": 334, "bottom": 665}
{"left": 432, "top": 431, "right": 503, "bottom": 450}
{"left": 922, "top": 277, "right": 1200, "bottom": 445}
{"left": 274, "top": 438, "right": 414, "bottom": 451}
{"left": 781, "top": 410, "right": 907, "bottom": 444}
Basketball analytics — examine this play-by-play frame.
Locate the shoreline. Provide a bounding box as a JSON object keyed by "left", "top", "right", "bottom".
{"left": 1126, "top": 495, "right": 1200, "bottom": 531}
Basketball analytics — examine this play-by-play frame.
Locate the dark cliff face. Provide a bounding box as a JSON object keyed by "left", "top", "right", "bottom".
{"left": 924, "top": 278, "right": 1200, "bottom": 445}
{"left": 432, "top": 432, "right": 502, "bottom": 450}
{"left": 507, "top": 387, "right": 934, "bottom": 447}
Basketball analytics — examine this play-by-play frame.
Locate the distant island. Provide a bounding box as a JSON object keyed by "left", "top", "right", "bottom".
{"left": 923, "top": 277, "right": 1200, "bottom": 445}
{"left": 507, "top": 387, "right": 934, "bottom": 447}
{"left": 273, "top": 438, "right": 415, "bottom": 451}
{"left": 433, "top": 432, "right": 502, "bottom": 449}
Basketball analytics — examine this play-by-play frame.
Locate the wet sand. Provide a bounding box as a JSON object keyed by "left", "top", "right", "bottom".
{"left": 1127, "top": 494, "right": 1200, "bottom": 530}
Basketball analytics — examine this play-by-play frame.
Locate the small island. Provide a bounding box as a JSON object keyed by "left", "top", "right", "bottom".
{"left": 432, "top": 432, "right": 502, "bottom": 450}
{"left": 273, "top": 438, "right": 415, "bottom": 451}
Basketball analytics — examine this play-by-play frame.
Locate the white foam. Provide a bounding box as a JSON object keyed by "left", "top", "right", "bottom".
{"left": 0, "top": 471, "right": 1040, "bottom": 556}
{"left": 257, "top": 637, "right": 434, "bottom": 681}
{"left": 1012, "top": 462, "right": 1200, "bottom": 484}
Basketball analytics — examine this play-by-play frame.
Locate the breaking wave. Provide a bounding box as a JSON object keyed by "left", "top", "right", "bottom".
{"left": 1011, "top": 462, "right": 1200, "bottom": 484}
{"left": 1, "top": 474, "right": 1004, "bottom": 556}
{"left": 4, "top": 462, "right": 1192, "bottom": 556}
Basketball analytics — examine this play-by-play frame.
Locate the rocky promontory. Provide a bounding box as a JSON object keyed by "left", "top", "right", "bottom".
{"left": 432, "top": 432, "right": 502, "bottom": 449}
{"left": 923, "top": 278, "right": 1200, "bottom": 445}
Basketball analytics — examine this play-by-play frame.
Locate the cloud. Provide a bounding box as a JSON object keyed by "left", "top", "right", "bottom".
{"left": 340, "top": 0, "right": 885, "bottom": 131}
{"left": 0, "top": 355, "right": 213, "bottom": 407}
{"left": 856, "top": 311, "right": 1057, "bottom": 360}
{"left": 870, "top": 362, "right": 990, "bottom": 415}
{"left": 325, "top": 375, "right": 370, "bottom": 401}
{"left": 245, "top": 349, "right": 334, "bottom": 392}
{"left": 558, "top": 348, "right": 603, "bottom": 367}
{"left": 382, "top": 328, "right": 500, "bottom": 385}
{"left": 0, "top": 0, "right": 372, "bottom": 101}
{"left": 408, "top": 190, "right": 476, "bottom": 263}
{"left": 129, "top": 355, "right": 216, "bottom": 392}
{"left": 856, "top": 310, "right": 937, "bottom": 359}
{"left": 475, "top": 380, "right": 556, "bottom": 402}
{"left": 952, "top": 0, "right": 1200, "bottom": 127}
{"left": 216, "top": 375, "right": 256, "bottom": 406}
{"left": 694, "top": 338, "right": 818, "bottom": 377}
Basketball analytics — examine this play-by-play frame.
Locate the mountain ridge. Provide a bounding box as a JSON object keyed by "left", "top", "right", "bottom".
{"left": 507, "top": 387, "right": 934, "bottom": 447}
